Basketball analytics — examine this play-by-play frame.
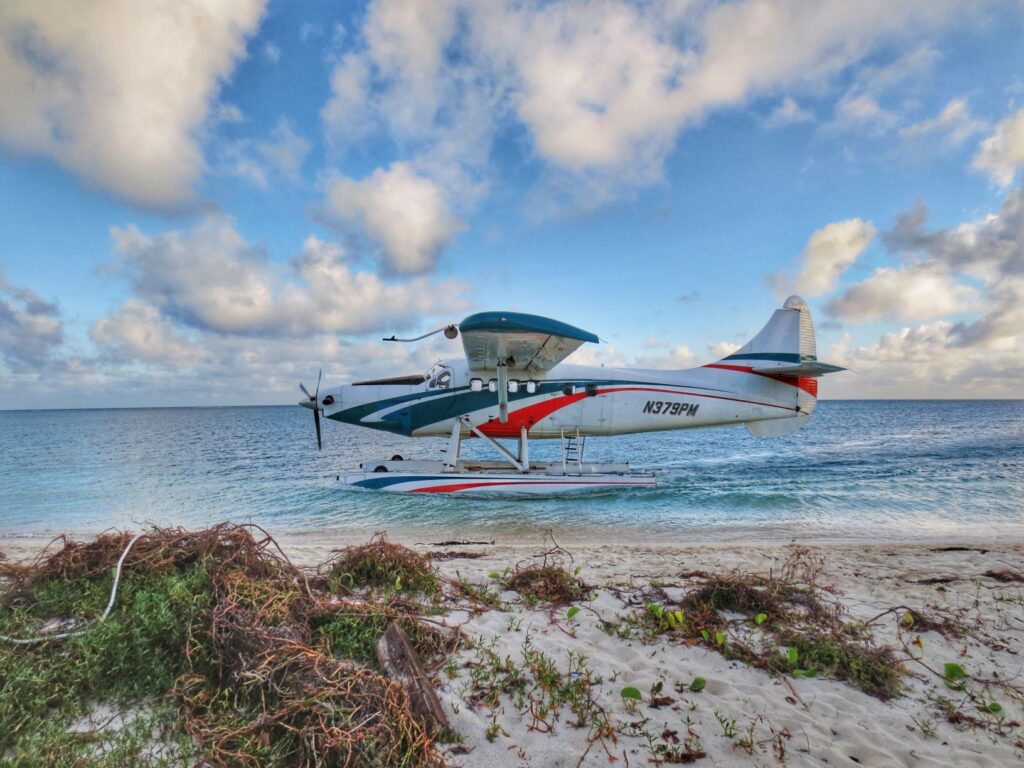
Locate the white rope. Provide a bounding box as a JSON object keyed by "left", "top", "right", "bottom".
{"left": 0, "top": 532, "right": 146, "bottom": 645}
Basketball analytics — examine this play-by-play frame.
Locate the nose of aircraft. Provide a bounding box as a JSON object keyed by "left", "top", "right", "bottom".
{"left": 299, "top": 392, "right": 337, "bottom": 410}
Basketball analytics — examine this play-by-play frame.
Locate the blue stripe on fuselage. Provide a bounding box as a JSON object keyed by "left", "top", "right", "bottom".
{"left": 328, "top": 378, "right": 731, "bottom": 436}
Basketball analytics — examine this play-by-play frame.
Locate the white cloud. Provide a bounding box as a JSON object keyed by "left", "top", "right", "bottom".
{"left": 777, "top": 218, "right": 877, "bottom": 298}
{"left": 832, "top": 93, "right": 900, "bottom": 134}
{"left": 827, "top": 323, "right": 1024, "bottom": 399}
{"left": 822, "top": 185, "right": 1024, "bottom": 398}
{"left": 322, "top": 52, "right": 375, "bottom": 144}
{"left": 91, "top": 300, "right": 205, "bottom": 368}
{"left": 0, "top": 268, "right": 63, "bottom": 370}
{"left": 324, "top": 0, "right": 966, "bottom": 210}
{"left": 900, "top": 98, "right": 987, "bottom": 145}
{"left": 765, "top": 97, "right": 814, "bottom": 128}
{"left": 109, "top": 215, "right": 471, "bottom": 335}
{"left": 826, "top": 263, "right": 978, "bottom": 322}
{"left": 0, "top": 0, "right": 266, "bottom": 208}
{"left": 262, "top": 42, "right": 280, "bottom": 63}
{"left": 634, "top": 345, "right": 699, "bottom": 369}
{"left": 877, "top": 188, "right": 1024, "bottom": 347}
{"left": 972, "top": 106, "right": 1024, "bottom": 187}
{"left": 223, "top": 117, "right": 310, "bottom": 188}
{"left": 361, "top": 0, "right": 460, "bottom": 140}
{"left": 567, "top": 342, "right": 698, "bottom": 370}
{"left": 824, "top": 45, "right": 941, "bottom": 137}
{"left": 321, "top": 163, "right": 464, "bottom": 274}
{"left": 707, "top": 341, "right": 741, "bottom": 360}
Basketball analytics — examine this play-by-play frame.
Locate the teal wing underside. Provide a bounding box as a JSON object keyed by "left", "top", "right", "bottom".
{"left": 459, "top": 311, "right": 599, "bottom": 373}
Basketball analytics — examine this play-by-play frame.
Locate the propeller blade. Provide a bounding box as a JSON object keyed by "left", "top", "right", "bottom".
{"left": 314, "top": 407, "right": 322, "bottom": 451}
{"left": 299, "top": 382, "right": 311, "bottom": 399}
{"left": 315, "top": 369, "right": 322, "bottom": 400}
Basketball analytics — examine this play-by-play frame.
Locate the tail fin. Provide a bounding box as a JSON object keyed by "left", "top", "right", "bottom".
{"left": 720, "top": 296, "right": 845, "bottom": 438}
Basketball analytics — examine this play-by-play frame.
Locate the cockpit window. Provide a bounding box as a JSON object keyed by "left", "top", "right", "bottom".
{"left": 428, "top": 370, "right": 451, "bottom": 389}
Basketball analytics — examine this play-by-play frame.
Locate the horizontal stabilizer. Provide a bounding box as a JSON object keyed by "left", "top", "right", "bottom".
{"left": 752, "top": 361, "right": 846, "bottom": 377}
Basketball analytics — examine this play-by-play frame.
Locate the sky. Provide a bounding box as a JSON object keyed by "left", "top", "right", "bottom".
{"left": 1, "top": 0, "right": 1023, "bottom": 409}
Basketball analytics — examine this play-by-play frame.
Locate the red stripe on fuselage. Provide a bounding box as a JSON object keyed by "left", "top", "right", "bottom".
{"left": 703, "top": 364, "right": 818, "bottom": 397}
{"left": 476, "top": 384, "right": 794, "bottom": 437}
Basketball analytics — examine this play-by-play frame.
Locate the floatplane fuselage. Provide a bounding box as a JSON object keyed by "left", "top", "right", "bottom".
{"left": 299, "top": 296, "right": 844, "bottom": 493}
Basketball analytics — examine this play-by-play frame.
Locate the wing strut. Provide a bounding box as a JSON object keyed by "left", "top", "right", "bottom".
{"left": 496, "top": 361, "right": 509, "bottom": 423}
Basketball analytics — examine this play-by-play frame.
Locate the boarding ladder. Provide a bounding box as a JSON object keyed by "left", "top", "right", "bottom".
{"left": 560, "top": 428, "right": 585, "bottom": 474}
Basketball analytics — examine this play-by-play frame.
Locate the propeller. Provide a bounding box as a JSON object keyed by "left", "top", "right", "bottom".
{"left": 299, "top": 369, "right": 323, "bottom": 450}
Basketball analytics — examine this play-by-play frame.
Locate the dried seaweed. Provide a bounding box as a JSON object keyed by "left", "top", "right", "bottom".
{"left": 1, "top": 524, "right": 451, "bottom": 767}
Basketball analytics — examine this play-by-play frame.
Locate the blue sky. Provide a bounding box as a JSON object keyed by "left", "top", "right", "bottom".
{"left": 1, "top": 0, "right": 1023, "bottom": 408}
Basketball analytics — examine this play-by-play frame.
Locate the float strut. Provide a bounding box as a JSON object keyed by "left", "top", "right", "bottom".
{"left": 443, "top": 420, "right": 461, "bottom": 472}
{"left": 518, "top": 426, "right": 529, "bottom": 471}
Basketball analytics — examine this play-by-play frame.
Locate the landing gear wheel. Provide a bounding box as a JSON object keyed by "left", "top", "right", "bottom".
{"left": 373, "top": 465, "right": 388, "bottom": 473}
{"left": 391, "top": 455, "right": 404, "bottom": 461}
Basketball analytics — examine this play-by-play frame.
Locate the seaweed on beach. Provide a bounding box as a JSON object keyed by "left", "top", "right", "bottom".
{"left": 622, "top": 544, "right": 906, "bottom": 700}
{"left": 503, "top": 564, "right": 592, "bottom": 606}
{"left": 0, "top": 524, "right": 454, "bottom": 767}
{"left": 498, "top": 532, "right": 593, "bottom": 607}
{"left": 323, "top": 534, "right": 441, "bottom": 597}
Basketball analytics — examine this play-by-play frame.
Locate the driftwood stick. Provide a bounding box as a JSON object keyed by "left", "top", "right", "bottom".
{"left": 376, "top": 622, "right": 451, "bottom": 735}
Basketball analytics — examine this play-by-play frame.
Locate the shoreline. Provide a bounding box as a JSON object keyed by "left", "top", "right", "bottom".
{"left": 4, "top": 524, "right": 1024, "bottom": 556}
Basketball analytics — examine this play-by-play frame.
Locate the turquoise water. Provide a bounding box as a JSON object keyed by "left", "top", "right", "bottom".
{"left": 1, "top": 401, "right": 1022, "bottom": 541}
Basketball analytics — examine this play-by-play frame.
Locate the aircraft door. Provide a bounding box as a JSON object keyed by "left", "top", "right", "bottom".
{"left": 579, "top": 383, "right": 611, "bottom": 435}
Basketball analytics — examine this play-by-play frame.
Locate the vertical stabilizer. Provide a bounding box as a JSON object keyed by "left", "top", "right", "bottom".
{"left": 719, "top": 296, "right": 841, "bottom": 438}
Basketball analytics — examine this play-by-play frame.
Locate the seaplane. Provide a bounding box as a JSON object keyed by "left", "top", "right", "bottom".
{"left": 299, "top": 295, "right": 844, "bottom": 494}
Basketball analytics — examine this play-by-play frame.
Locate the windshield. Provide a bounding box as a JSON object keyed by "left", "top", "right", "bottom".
{"left": 428, "top": 369, "right": 451, "bottom": 389}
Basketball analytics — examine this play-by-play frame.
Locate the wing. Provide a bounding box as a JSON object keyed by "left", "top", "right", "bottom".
{"left": 459, "top": 311, "right": 599, "bottom": 373}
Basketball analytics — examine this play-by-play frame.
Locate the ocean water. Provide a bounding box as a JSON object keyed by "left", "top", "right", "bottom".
{"left": 1, "top": 401, "right": 1022, "bottom": 542}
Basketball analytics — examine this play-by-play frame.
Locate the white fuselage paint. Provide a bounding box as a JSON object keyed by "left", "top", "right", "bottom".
{"left": 316, "top": 358, "right": 804, "bottom": 439}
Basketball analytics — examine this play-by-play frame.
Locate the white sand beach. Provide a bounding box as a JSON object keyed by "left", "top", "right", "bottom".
{"left": 5, "top": 531, "right": 1022, "bottom": 767}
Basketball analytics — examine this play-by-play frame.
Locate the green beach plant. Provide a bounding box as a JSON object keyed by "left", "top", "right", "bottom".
{"left": 0, "top": 525, "right": 456, "bottom": 767}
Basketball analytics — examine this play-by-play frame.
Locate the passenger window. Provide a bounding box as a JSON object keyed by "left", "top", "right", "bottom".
{"left": 508, "top": 380, "right": 519, "bottom": 393}
{"left": 526, "top": 381, "right": 537, "bottom": 394}
{"left": 470, "top": 378, "right": 483, "bottom": 392}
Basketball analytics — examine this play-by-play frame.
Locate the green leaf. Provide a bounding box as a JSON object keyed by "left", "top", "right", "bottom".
{"left": 700, "top": 629, "right": 711, "bottom": 643}
{"left": 755, "top": 612, "right": 767, "bottom": 626}
{"left": 793, "top": 667, "right": 818, "bottom": 678}
{"left": 651, "top": 681, "right": 664, "bottom": 695}
{"left": 566, "top": 606, "right": 580, "bottom": 622}
{"left": 902, "top": 611, "right": 915, "bottom": 627}
{"left": 787, "top": 647, "right": 799, "bottom": 666}
{"left": 689, "top": 677, "right": 707, "bottom": 692}
{"left": 715, "top": 631, "right": 727, "bottom": 646}
{"left": 620, "top": 686, "right": 642, "bottom": 701}
{"left": 978, "top": 702, "right": 1003, "bottom": 715}
{"left": 488, "top": 571, "right": 501, "bottom": 580}
{"left": 674, "top": 610, "right": 685, "bottom": 625}
{"left": 943, "top": 663, "right": 966, "bottom": 680}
